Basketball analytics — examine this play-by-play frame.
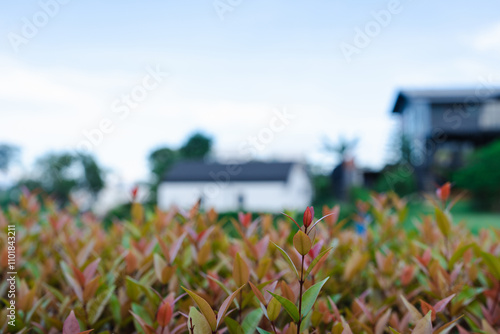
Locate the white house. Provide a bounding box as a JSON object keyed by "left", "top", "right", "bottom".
{"left": 158, "top": 161, "right": 313, "bottom": 212}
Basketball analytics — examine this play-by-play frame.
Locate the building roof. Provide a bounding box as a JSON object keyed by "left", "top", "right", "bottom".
{"left": 391, "top": 88, "right": 500, "bottom": 113}
{"left": 162, "top": 161, "right": 295, "bottom": 182}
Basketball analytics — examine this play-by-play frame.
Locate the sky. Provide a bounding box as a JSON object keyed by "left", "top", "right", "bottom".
{"left": 1, "top": 0, "right": 500, "bottom": 183}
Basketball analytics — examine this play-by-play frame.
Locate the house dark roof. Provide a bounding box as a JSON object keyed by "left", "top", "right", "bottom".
{"left": 163, "top": 161, "right": 295, "bottom": 182}
{"left": 391, "top": 88, "right": 500, "bottom": 113}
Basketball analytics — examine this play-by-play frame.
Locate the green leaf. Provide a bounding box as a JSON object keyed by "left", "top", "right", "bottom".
{"left": 267, "top": 292, "right": 300, "bottom": 322}
{"left": 225, "top": 317, "right": 244, "bottom": 334}
{"left": 125, "top": 276, "right": 142, "bottom": 301}
{"left": 242, "top": 308, "right": 264, "bottom": 334}
{"left": 480, "top": 251, "right": 500, "bottom": 280}
{"left": 301, "top": 277, "right": 329, "bottom": 317}
{"left": 449, "top": 243, "right": 474, "bottom": 269}
{"left": 109, "top": 294, "right": 122, "bottom": 325}
{"left": 188, "top": 306, "right": 212, "bottom": 334}
{"left": 271, "top": 242, "right": 299, "bottom": 278}
{"left": 131, "top": 304, "right": 154, "bottom": 334}
{"left": 305, "top": 247, "right": 333, "bottom": 278}
{"left": 299, "top": 310, "right": 312, "bottom": 333}
{"left": 87, "top": 285, "right": 115, "bottom": 325}
{"left": 435, "top": 208, "right": 451, "bottom": 237}
{"left": 256, "top": 328, "right": 273, "bottom": 334}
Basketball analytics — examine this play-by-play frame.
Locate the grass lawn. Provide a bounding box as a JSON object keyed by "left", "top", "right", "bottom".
{"left": 405, "top": 199, "right": 500, "bottom": 234}
{"left": 453, "top": 212, "right": 500, "bottom": 233}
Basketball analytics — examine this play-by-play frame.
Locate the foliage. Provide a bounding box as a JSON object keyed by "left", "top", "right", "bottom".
{"left": 18, "top": 152, "right": 105, "bottom": 205}
{"left": 1, "top": 184, "right": 500, "bottom": 333}
{"left": 375, "top": 132, "right": 418, "bottom": 197}
{"left": 149, "top": 148, "right": 179, "bottom": 185}
{"left": 0, "top": 143, "right": 19, "bottom": 173}
{"left": 454, "top": 139, "right": 500, "bottom": 210}
{"left": 179, "top": 133, "right": 212, "bottom": 160}
{"left": 375, "top": 163, "right": 418, "bottom": 197}
{"left": 147, "top": 132, "right": 212, "bottom": 202}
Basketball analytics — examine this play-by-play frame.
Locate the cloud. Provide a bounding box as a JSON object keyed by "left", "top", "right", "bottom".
{"left": 473, "top": 22, "right": 500, "bottom": 54}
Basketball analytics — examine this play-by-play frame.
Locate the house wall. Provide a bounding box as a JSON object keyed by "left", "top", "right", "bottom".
{"left": 401, "top": 99, "right": 431, "bottom": 166}
{"left": 430, "top": 100, "right": 500, "bottom": 134}
{"left": 157, "top": 166, "right": 312, "bottom": 212}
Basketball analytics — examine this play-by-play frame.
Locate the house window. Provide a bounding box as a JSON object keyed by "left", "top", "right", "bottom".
{"left": 238, "top": 194, "right": 244, "bottom": 210}
{"left": 479, "top": 101, "right": 500, "bottom": 130}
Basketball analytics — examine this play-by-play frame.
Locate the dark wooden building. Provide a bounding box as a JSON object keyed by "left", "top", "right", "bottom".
{"left": 391, "top": 88, "right": 500, "bottom": 189}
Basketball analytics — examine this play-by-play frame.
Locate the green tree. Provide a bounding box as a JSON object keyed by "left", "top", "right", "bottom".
{"left": 147, "top": 133, "right": 213, "bottom": 202}
{"left": 179, "top": 132, "right": 212, "bottom": 160}
{"left": 375, "top": 132, "right": 417, "bottom": 196}
{"left": 0, "top": 144, "right": 19, "bottom": 173}
{"left": 454, "top": 140, "right": 500, "bottom": 210}
{"left": 147, "top": 147, "right": 178, "bottom": 201}
{"left": 23, "top": 152, "right": 105, "bottom": 205}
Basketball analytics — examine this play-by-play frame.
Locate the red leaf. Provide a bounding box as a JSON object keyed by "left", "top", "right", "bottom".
{"left": 131, "top": 186, "right": 139, "bottom": 201}
{"left": 63, "top": 311, "right": 81, "bottom": 334}
{"left": 157, "top": 299, "right": 173, "bottom": 327}
{"left": 303, "top": 206, "right": 314, "bottom": 228}
{"left": 434, "top": 294, "right": 455, "bottom": 312}
{"left": 82, "top": 259, "right": 100, "bottom": 285}
{"left": 238, "top": 212, "right": 252, "bottom": 228}
{"left": 436, "top": 182, "right": 451, "bottom": 202}
{"left": 71, "top": 265, "right": 86, "bottom": 287}
{"left": 255, "top": 235, "right": 270, "bottom": 260}
{"left": 420, "top": 300, "right": 436, "bottom": 321}
{"left": 308, "top": 240, "right": 324, "bottom": 259}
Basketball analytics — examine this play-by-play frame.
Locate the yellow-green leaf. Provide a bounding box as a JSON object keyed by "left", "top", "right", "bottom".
{"left": 154, "top": 254, "right": 167, "bottom": 283}
{"left": 233, "top": 253, "right": 250, "bottom": 287}
{"left": 400, "top": 295, "right": 422, "bottom": 323}
{"left": 412, "top": 311, "right": 432, "bottom": 334}
{"left": 188, "top": 306, "right": 212, "bottom": 334}
{"left": 267, "top": 297, "right": 281, "bottom": 321}
{"left": 435, "top": 208, "right": 451, "bottom": 237}
{"left": 293, "top": 230, "right": 312, "bottom": 256}
{"left": 480, "top": 251, "right": 500, "bottom": 280}
{"left": 182, "top": 287, "right": 217, "bottom": 331}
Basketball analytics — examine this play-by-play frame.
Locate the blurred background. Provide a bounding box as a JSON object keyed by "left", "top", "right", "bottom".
{"left": 1, "top": 0, "right": 500, "bottom": 230}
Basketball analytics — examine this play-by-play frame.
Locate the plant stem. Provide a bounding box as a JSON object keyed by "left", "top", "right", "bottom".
{"left": 189, "top": 318, "right": 195, "bottom": 334}
{"left": 238, "top": 290, "right": 243, "bottom": 323}
{"left": 297, "top": 254, "right": 305, "bottom": 334}
{"left": 492, "top": 281, "right": 500, "bottom": 316}
{"left": 271, "top": 321, "right": 278, "bottom": 334}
